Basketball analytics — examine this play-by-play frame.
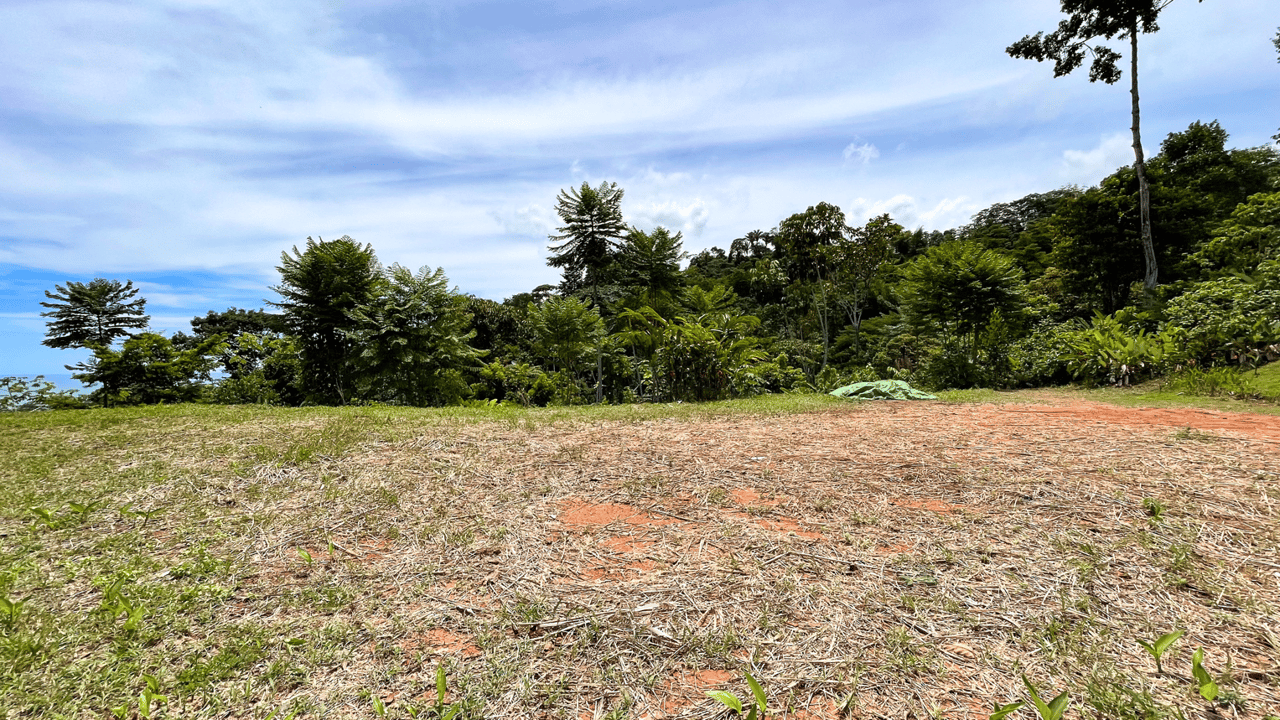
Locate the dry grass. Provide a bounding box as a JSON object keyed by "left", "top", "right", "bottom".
{"left": 2, "top": 397, "right": 1279, "bottom": 719}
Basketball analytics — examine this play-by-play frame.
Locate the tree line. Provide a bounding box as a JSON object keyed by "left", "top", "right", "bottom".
{"left": 22, "top": 117, "right": 1279, "bottom": 410}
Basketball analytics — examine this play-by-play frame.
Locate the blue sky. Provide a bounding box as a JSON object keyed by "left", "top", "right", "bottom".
{"left": 2, "top": 0, "right": 1277, "bottom": 379}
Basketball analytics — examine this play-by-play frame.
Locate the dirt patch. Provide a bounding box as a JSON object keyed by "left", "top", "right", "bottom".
{"left": 729, "top": 487, "right": 779, "bottom": 506}
{"left": 557, "top": 500, "right": 679, "bottom": 528}
{"left": 990, "top": 400, "right": 1280, "bottom": 440}
{"left": 158, "top": 396, "right": 1280, "bottom": 718}
{"left": 400, "top": 629, "right": 481, "bottom": 658}
{"left": 658, "top": 669, "right": 737, "bottom": 715}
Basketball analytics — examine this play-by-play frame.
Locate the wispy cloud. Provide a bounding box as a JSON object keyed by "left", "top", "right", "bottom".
{"left": 1, "top": 0, "right": 1277, "bottom": 377}
{"left": 842, "top": 141, "right": 880, "bottom": 165}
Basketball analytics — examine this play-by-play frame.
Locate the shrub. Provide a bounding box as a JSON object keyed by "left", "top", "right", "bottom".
{"left": 1161, "top": 367, "right": 1259, "bottom": 398}
{"left": 0, "top": 376, "right": 87, "bottom": 411}
{"left": 1063, "top": 313, "right": 1187, "bottom": 386}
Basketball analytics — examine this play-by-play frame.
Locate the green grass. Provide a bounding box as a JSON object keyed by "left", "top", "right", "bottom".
{"left": 0, "top": 386, "right": 1275, "bottom": 717}
{"left": 1252, "top": 360, "right": 1280, "bottom": 398}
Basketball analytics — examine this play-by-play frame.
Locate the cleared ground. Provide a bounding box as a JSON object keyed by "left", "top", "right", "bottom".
{"left": 1, "top": 392, "right": 1278, "bottom": 719}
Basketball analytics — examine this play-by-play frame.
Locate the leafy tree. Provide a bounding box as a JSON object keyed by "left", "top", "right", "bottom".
{"left": 962, "top": 188, "right": 1081, "bottom": 274}
{"left": 729, "top": 230, "right": 775, "bottom": 263}
{"left": 899, "top": 241, "right": 1027, "bottom": 352}
{"left": 1049, "top": 185, "right": 1137, "bottom": 314}
{"left": 40, "top": 278, "right": 149, "bottom": 349}
{"left": 528, "top": 295, "right": 604, "bottom": 379}
{"left": 270, "top": 236, "right": 383, "bottom": 405}
{"left": 209, "top": 333, "right": 303, "bottom": 406}
{"left": 0, "top": 376, "right": 85, "bottom": 411}
{"left": 547, "top": 181, "right": 627, "bottom": 301}
{"left": 617, "top": 226, "right": 687, "bottom": 315}
{"left": 189, "top": 307, "right": 287, "bottom": 339}
{"left": 345, "top": 264, "right": 482, "bottom": 406}
{"left": 834, "top": 214, "right": 902, "bottom": 355}
{"left": 774, "top": 202, "right": 851, "bottom": 371}
{"left": 1189, "top": 192, "right": 1280, "bottom": 274}
{"left": 774, "top": 202, "right": 846, "bottom": 282}
{"left": 1009, "top": 0, "right": 1204, "bottom": 292}
{"left": 74, "top": 333, "right": 222, "bottom": 406}
{"left": 467, "top": 297, "right": 535, "bottom": 362}
{"left": 1164, "top": 262, "right": 1280, "bottom": 366}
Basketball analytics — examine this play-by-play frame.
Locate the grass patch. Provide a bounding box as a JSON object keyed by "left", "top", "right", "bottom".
{"left": 2, "top": 391, "right": 1278, "bottom": 717}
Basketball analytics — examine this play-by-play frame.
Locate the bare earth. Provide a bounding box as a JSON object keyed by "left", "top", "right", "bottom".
{"left": 217, "top": 399, "right": 1280, "bottom": 718}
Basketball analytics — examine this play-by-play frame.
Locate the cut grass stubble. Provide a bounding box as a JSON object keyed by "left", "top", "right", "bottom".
{"left": 0, "top": 394, "right": 1278, "bottom": 718}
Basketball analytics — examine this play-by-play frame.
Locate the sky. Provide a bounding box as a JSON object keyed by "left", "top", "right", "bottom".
{"left": 1, "top": 0, "right": 1277, "bottom": 380}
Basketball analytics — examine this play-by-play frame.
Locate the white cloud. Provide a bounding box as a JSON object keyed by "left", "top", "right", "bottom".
{"left": 630, "top": 199, "right": 710, "bottom": 237}
{"left": 847, "top": 194, "right": 980, "bottom": 230}
{"left": 842, "top": 141, "right": 880, "bottom": 165}
{"left": 1061, "top": 133, "right": 1136, "bottom": 185}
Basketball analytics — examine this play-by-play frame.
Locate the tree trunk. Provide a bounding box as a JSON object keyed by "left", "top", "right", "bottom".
{"left": 1130, "top": 25, "right": 1158, "bottom": 292}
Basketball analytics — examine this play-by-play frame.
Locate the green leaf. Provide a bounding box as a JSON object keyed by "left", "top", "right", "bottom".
{"left": 1192, "top": 648, "right": 1218, "bottom": 701}
{"left": 989, "top": 701, "right": 1024, "bottom": 720}
{"left": 437, "top": 665, "right": 448, "bottom": 706}
{"left": 1022, "top": 675, "right": 1068, "bottom": 720}
{"left": 745, "top": 672, "right": 767, "bottom": 712}
{"left": 705, "top": 690, "right": 743, "bottom": 713}
{"left": 1154, "top": 629, "right": 1185, "bottom": 656}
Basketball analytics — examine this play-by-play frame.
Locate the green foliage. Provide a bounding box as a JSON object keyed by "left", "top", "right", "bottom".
{"left": 616, "top": 296, "right": 766, "bottom": 402}
{"left": 1063, "top": 313, "right": 1186, "bottom": 385}
{"left": 528, "top": 296, "right": 604, "bottom": 377}
{"left": 74, "top": 333, "right": 223, "bottom": 407}
{"left": 345, "top": 264, "right": 482, "bottom": 406}
{"left": 209, "top": 333, "right": 304, "bottom": 405}
{"left": 40, "top": 278, "right": 149, "bottom": 350}
{"left": 271, "top": 235, "right": 384, "bottom": 405}
{"left": 705, "top": 671, "right": 767, "bottom": 719}
{"left": 1190, "top": 192, "right": 1280, "bottom": 274}
{"left": 988, "top": 700, "right": 1024, "bottom": 720}
{"left": 1005, "top": 320, "right": 1078, "bottom": 387}
{"left": 470, "top": 361, "right": 562, "bottom": 407}
{"left": 1161, "top": 367, "right": 1259, "bottom": 398}
{"left": 1050, "top": 185, "right": 1140, "bottom": 314}
{"left": 618, "top": 225, "right": 687, "bottom": 313}
{"left": 0, "top": 376, "right": 86, "bottom": 411}
{"left": 1163, "top": 262, "right": 1280, "bottom": 366}
{"left": 898, "top": 241, "right": 1026, "bottom": 351}
{"left": 1191, "top": 648, "right": 1218, "bottom": 702}
{"left": 1022, "top": 675, "right": 1069, "bottom": 720}
{"left": 1137, "top": 629, "right": 1184, "bottom": 674}
{"left": 548, "top": 181, "right": 627, "bottom": 299}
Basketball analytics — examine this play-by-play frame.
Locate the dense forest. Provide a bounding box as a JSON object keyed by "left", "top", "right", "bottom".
{"left": 10, "top": 119, "right": 1278, "bottom": 411}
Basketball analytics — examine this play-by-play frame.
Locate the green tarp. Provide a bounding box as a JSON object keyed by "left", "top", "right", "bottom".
{"left": 828, "top": 380, "right": 938, "bottom": 400}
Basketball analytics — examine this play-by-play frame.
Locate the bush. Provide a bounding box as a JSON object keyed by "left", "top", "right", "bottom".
{"left": 1063, "top": 313, "right": 1188, "bottom": 386}
{"left": 1006, "top": 320, "right": 1080, "bottom": 387}
{"left": 470, "top": 361, "right": 561, "bottom": 407}
{"left": 916, "top": 342, "right": 994, "bottom": 390}
{"left": 0, "top": 376, "right": 87, "bottom": 411}
{"left": 1163, "top": 262, "right": 1280, "bottom": 367}
{"left": 1161, "top": 367, "right": 1259, "bottom": 398}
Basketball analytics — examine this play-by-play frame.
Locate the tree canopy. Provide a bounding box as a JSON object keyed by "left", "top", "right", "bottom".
{"left": 40, "top": 278, "right": 149, "bottom": 350}
{"left": 270, "top": 235, "right": 384, "bottom": 405}
{"left": 547, "top": 181, "right": 628, "bottom": 300}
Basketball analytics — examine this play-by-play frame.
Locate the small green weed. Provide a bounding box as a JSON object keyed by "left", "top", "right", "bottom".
{"left": 1191, "top": 647, "right": 1217, "bottom": 702}
{"left": 706, "top": 671, "right": 767, "bottom": 719}
{"left": 1137, "top": 629, "right": 1184, "bottom": 674}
